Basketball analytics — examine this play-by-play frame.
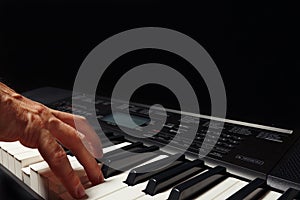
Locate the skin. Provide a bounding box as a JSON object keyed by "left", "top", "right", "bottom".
{"left": 0, "top": 82, "right": 104, "bottom": 199}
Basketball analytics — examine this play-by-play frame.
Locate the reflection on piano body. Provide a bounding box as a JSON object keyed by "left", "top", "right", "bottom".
{"left": 1, "top": 87, "right": 300, "bottom": 200}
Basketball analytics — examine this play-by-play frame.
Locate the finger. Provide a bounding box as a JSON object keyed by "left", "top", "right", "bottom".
{"left": 50, "top": 109, "right": 77, "bottom": 127}
{"left": 37, "top": 129, "right": 86, "bottom": 199}
{"left": 47, "top": 117, "right": 104, "bottom": 185}
{"left": 50, "top": 109, "right": 103, "bottom": 158}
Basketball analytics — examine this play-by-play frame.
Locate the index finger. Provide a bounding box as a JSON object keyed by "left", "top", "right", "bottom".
{"left": 47, "top": 117, "right": 104, "bottom": 185}
{"left": 50, "top": 109, "right": 103, "bottom": 159}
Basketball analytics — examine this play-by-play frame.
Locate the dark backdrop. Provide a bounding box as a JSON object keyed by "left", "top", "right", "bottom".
{"left": 1, "top": 0, "right": 299, "bottom": 129}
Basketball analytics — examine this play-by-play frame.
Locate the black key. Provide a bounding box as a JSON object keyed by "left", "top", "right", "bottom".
{"left": 125, "top": 154, "right": 186, "bottom": 186}
{"left": 101, "top": 139, "right": 124, "bottom": 148}
{"left": 65, "top": 150, "right": 74, "bottom": 156}
{"left": 168, "top": 166, "right": 227, "bottom": 200}
{"left": 278, "top": 188, "right": 300, "bottom": 200}
{"left": 227, "top": 178, "right": 267, "bottom": 200}
{"left": 101, "top": 134, "right": 125, "bottom": 143}
{"left": 102, "top": 145, "right": 159, "bottom": 161}
{"left": 101, "top": 147, "right": 159, "bottom": 178}
{"left": 144, "top": 159, "right": 205, "bottom": 195}
{"left": 98, "top": 130, "right": 114, "bottom": 137}
{"left": 103, "top": 142, "right": 144, "bottom": 158}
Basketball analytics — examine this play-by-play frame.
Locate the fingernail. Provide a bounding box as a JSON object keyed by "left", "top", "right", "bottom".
{"left": 76, "top": 184, "right": 86, "bottom": 198}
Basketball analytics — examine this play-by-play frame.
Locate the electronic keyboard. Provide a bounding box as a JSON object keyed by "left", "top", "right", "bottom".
{"left": 1, "top": 86, "right": 300, "bottom": 200}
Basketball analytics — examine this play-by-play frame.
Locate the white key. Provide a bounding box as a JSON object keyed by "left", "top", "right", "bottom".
{"left": 213, "top": 179, "right": 248, "bottom": 200}
{"left": 58, "top": 181, "right": 94, "bottom": 200}
{"left": 0, "top": 141, "right": 22, "bottom": 167}
{"left": 0, "top": 141, "right": 6, "bottom": 163}
{"left": 137, "top": 170, "right": 209, "bottom": 200}
{"left": 99, "top": 181, "right": 148, "bottom": 200}
{"left": 30, "top": 155, "right": 75, "bottom": 199}
{"left": 29, "top": 161, "right": 51, "bottom": 199}
{"left": 261, "top": 191, "right": 282, "bottom": 200}
{"left": 85, "top": 155, "right": 168, "bottom": 200}
{"left": 137, "top": 188, "right": 172, "bottom": 200}
{"left": 103, "top": 142, "right": 131, "bottom": 154}
{"left": 22, "top": 166, "right": 31, "bottom": 186}
{"left": 30, "top": 160, "right": 51, "bottom": 198}
{"left": 195, "top": 177, "right": 240, "bottom": 200}
{"left": 44, "top": 156, "right": 89, "bottom": 199}
{"left": 0, "top": 141, "right": 8, "bottom": 164}
{"left": 8, "top": 146, "right": 33, "bottom": 173}
{"left": 14, "top": 150, "right": 43, "bottom": 179}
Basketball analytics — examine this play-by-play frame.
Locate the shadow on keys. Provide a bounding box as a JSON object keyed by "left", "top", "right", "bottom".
{"left": 0, "top": 168, "right": 35, "bottom": 200}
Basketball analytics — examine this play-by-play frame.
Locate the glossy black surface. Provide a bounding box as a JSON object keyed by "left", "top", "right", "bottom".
{"left": 1, "top": 0, "right": 300, "bottom": 129}
{"left": 168, "top": 166, "right": 227, "bottom": 200}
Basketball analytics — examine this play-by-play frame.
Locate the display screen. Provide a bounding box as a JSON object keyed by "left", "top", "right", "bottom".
{"left": 101, "top": 112, "right": 150, "bottom": 129}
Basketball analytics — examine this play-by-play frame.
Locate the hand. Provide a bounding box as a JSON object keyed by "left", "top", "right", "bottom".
{"left": 0, "top": 82, "right": 104, "bottom": 199}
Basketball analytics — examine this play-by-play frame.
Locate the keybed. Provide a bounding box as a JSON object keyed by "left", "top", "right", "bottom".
{"left": 0, "top": 137, "right": 297, "bottom": 200}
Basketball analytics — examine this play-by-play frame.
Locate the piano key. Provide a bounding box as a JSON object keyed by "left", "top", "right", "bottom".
{"left": 195, "top": 177, "right": 242, "bottom": 200}
{"left": 101, "top": 146, "right": 159, "bottom": 178}
{"left": 8, "top": 146, "right": 34, "bottom": 173}
{"left": 29, "top": 155, "right": 75, "bottom": 199}
{"left": 102, "top": 152, "right": 159, "bottom": 178}
{"left": 212, "top": 179, "right": 248, "bottom": 200}
{"left": 99, "top": 180, "right": 150, "bottom": 200}
{"left": 14, "top": 150, "right": 44, "bottom": 179}
{"left": 29, "top": 160, "right": 51, "bottom": 197}
{"left": 100, "top": 155, "right": 186, "bottom": 200}
{"left": 103, "top": 145, "right": 159, "bottom": 161}
{"left": 277, "top": 188, "right": 300, "bottom": 200}
{"left": 0, "top": 141, "right": 23, "bottom": 167}
{"left": 102, "top": 142, "right": 132, "bottom": 154}
{"left": 102, "top": 142, "right": 144, "bottom": 158}
{"left": 137, "top": 170, "right": 209, "bottom": 200}
{"left": 66, "top": 141, "right": 133, "bottom": 157}
{"left": 65, "top": 142, "right": 132, "bottom": 156}
{"left": 144, "top": 159, "right": 205, "bottom": 195}
{"left": 125, "top": 153, "right": 186, "bottom": 186}
{"left": 103, "top": 167, "right": 209, "bottom": 200}
{"left": 101, "top": 140, "right": 125, "bottom": 148}
{"left": 22, "top": 166, "right": 31, "bottom": 186}
{"left": 101, "top": 134, "right": 125, "bottom": 143}
{"left": 261, "top": 190, "right": 282, "bottom": 199}
{"left": 84, "top": 155, "right": 168, "bottom": 200}
{"left": 168, "top": 166, "right": 227, "bottom": 200}
{"left": 0, "top": 141, "right": 5, "bottom": 163}
{"left": 45, "top": 157, "right": 92, "bottom": 198}
{"left": 58, "top": 181, "right": 94, "bottom": 200}
{"left": 226, "top": 178, "right": 268, "bottom": 200}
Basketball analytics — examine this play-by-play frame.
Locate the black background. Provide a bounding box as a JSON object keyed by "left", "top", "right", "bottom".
{"left": 1, "top": 0, "right": 299, "bottom": 129}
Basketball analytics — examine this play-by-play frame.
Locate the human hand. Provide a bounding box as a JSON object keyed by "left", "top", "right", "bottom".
{"left": 0, "top": 82, "right": 104, "bottom": 199}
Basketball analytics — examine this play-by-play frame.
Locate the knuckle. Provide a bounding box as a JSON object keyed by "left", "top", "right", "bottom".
{"left": 38, "top": 133, "right": 67, "bottom": 168}
{"left": 2, "top": 95, "right": 13, "bottom": 105}
{"left": 47, "top": 117, "right": 60, "bottom": 127}
{"left": 11, "top": 92, "right": 23, "bottom": 99}
{"left": 34, "top": 104, "right": 47, "bottom": 115}
{"left": 49, "top": 145, "right": 68, "bottom": 167}
{"left": 22, "top": 114, "right": 43, "bottom": 147}
{"left": 24, "top": 113, "right": 42, "bottom": 133}
{"left": 64, "top": 168, "right": 76, "bottom": 181}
